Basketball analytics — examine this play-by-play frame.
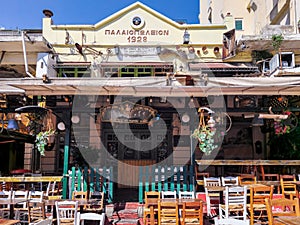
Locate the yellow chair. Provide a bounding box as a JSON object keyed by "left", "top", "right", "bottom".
{"left": 143, "top": 191, "right": 160, "bottom": 225}
{"left": 265, "top": 197, "right": 300, "bottom": 225}
{"left": 248, "top": 185, "right": 273, "bottom": 225}
{"left": 158, "top": 200, "right": 179, "bottom": 225}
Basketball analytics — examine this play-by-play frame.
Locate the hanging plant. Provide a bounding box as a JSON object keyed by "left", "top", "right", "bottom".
{"left": 191, "top": 108, "right": 218, "bottom": 155}
{"left": 192, "top": 126, "right": 218, "bottom": 155}
{"left": 35, "top": 129, "right": 55, "bottom": 156}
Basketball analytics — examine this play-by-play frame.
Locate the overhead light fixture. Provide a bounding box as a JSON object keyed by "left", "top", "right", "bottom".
{"left": 71, "top": 115, "right": 80, "bottom": 124}
{"left": 183, "top": 29, "right": 190, "bottom": 44}
{"left": 149, "top": 97, "right": 153, "bottom": 103}
{"left": 181, "top": 113, "right": 190, "bottom": 123}
{"left": 57, "top": 122, "right": 66, "bottom": 131}
{"left": 106, "top": 96, "right": 110, "bottom": 103}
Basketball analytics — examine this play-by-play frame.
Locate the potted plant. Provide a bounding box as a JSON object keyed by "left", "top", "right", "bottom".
{"left": 35, "top": 129, "right": 55, "bottom": 156}
{"left": 192, "top": 126, "right": 218, "bottom": 155}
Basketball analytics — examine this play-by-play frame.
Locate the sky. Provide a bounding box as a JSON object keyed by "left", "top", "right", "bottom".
{"left": 0, "top": 0, "right": 200, "bottom": 30}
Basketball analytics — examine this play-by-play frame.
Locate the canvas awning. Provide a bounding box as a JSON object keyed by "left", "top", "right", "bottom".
{"left": 2, "top": 76, "right": 300, "bottom": 96}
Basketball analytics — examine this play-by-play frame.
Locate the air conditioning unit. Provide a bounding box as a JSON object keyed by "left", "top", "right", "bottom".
{"left": 269, "top": 52, "right": 295, "bottom": 74}
{"left": 35, "top": 53, "right": 57, "bottom": 78}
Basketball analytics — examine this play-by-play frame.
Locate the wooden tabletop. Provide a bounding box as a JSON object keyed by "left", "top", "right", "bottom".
{"left": 0, "top": 219, "right": 20, "bottom": 225}
{"left": 275, "top": 216, "right": 300, "bottom": 225}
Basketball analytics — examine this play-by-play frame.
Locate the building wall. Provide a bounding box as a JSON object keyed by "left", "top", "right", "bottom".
{"left": 42, "top": 2, "right": 234, "bottom": 75}
{"left": 199, "top": 0, "right": 299, "bottom": 35}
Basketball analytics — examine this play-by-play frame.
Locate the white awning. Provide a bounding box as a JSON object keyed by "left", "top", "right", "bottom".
{"left": 2, "top": 76, "right": 300, "bottom": 96}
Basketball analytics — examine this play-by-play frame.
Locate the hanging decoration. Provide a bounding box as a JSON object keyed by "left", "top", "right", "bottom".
{"left": 192, "top": 107, "right": 218, "bottom": 155}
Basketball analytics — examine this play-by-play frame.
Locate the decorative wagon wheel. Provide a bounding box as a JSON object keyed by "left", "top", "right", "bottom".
{"left": 214, "top": 111, "right": 233, "bottom": 133}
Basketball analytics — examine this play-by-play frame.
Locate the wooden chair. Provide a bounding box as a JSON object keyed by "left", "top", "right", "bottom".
{"left": 204, "top": 177, "right": 221, "bottom": 187}
{"left": 248, "top": 184, "right": 273, "bottom": 225}
{"left": 221, "top": 176, "right": 239, "bottom": 186}
{"left": 280, "top": 174, "right": 298, "bottom": 200}
{"left": 194, "top": 165, "right": 209, "bottom": 191}
{"left": 178, "top": 191, "right": 195, "bottom": 199}
{"left": 13, "top": 190, "right": 29, "bottom": 223}
{"left": 56, "top": 200, "right": 79, "bottom": 225}
{"left": 238, "top": 174, "right": 257, "bottom": 185}
{"left": 27, "top": 201, "right": 46, "bottom": 224}
{"left": 257, "top": 165, "right": 279, "bottom": 181}
{"left": 215, "top": 186, "right": 249, "bottom": 225}
{"left": 161, "top": 191, "right": 177, "bottom": 199}
{"left": 0, "top": 190, "right": 12, "bottom": 219}
{"left": 180, "top": 200, "right": 203, "bottom": 225}
{"left": 158, "top": 200, "right": 179, "bottom": 225}
{"left": 265, "top": 197, "right": 300, "bottom": 225}
{"left": 204, "top": 187, "right": 221, "bottom": 218}
{"left": 72, "top": 191, "right": 88, "bottom": 210}
{"left": 143, "top": 191, "right": 160, "bottom": 225}
{"left": 85, "top": 191, "right": 104, "bottom": 213}
{"left": 79, "top": 212, "right": 106, "bottom": 225}
{"left": 29, "top": 191, "right": 44, "bottom": 202}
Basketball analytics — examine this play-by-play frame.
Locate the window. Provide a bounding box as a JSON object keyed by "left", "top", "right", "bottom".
{"left": 235, "top": 19, "right": 243, "bottom": 30}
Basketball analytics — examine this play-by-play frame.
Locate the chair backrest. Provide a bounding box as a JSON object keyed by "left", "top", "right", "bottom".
{"left": 280, "top": 175, "right": 298, "bottom": 199}
{"left": 250, "top": 184, "right": 273, "bottom": 205}
{"left": 158, "top": 200, "right": 179, "bottom": 225}
{"left": 80, "top": 212, "right": 106, "bottom": 225}
{"left": 0, "top": 190, "right": 12, "bottom": 199}
{"left": 238, "top": 174, "right": 257, "bottom": 185}
{"left": 56, "top": 200, "right": 79, "bottom": 225}
{"left": 221, "top": 176, "right": 239, "bottom": 186}
{"left": 12, "top": 190, "right": 29, "bottom": 208}
{"left": 145, "top": 191, "right": 160, "bottom": 207}
{"left": 223, "top": 186, "right": 248, "bottom": 220}
{"left": 72, "top": 191, "right": 88, "bottom": 201}
{"left": 86, "top": 191, "right": 105, "bottom": 212}
{"left": 265, "top": 197, "right": 300, "bottom": 225}
{"left": 161, "top": 191, "right": 177, "bottom": 199}
{"left": 181, "top": 200, "right": 203, "bottom": 225}
{"left": 178, "top": 191, "right": 195, "bottom": 199}
{"left": 204, "top": 177, "right": 221, "bottom": 187}
{"left": 29, "top": 191, "right": 44, "bottom": 202}
{"left": 27, "top": 201, "right": 46, "bottom": 223}
{"left": 194, "top": 165, "right": 209, "bottom": 180}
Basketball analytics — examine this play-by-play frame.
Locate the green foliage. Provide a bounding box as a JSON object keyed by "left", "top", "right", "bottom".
{"left": 268, "top": 126, "right": 300, "bottom": 159}
{"left": 271, "top": 34, "right": 284, "bottom": 51}
{"left": 192, "top": 126, "right": 218, "bottom": 155}
{"left": 35, "top": 129, "right": 55, "bottom": 156}
{"left": 251, "top": 50, "right": 273, "bottom": 62}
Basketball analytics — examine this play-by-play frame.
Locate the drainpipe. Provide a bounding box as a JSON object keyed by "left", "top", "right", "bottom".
{"left": 21, "top": 31, "right": 35, "bottom": 78}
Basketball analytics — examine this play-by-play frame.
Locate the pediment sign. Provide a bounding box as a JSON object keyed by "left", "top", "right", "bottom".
{"left": 101, "top": 101, "right": 157, "bottom": 124}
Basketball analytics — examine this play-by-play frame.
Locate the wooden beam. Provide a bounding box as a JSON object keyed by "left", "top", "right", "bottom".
{"left": 196, "top": 159, "right": 300, "bottom": 166}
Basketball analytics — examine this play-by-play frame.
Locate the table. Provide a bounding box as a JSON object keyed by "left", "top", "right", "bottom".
{"left": 0, "top": 219, "right": 20, "bottom": 225}
{"left": 0, "top": 199, "right": 27, "bottom": 219}
{"left": 275, "top": 216, "right": 300, "bottom": 225}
